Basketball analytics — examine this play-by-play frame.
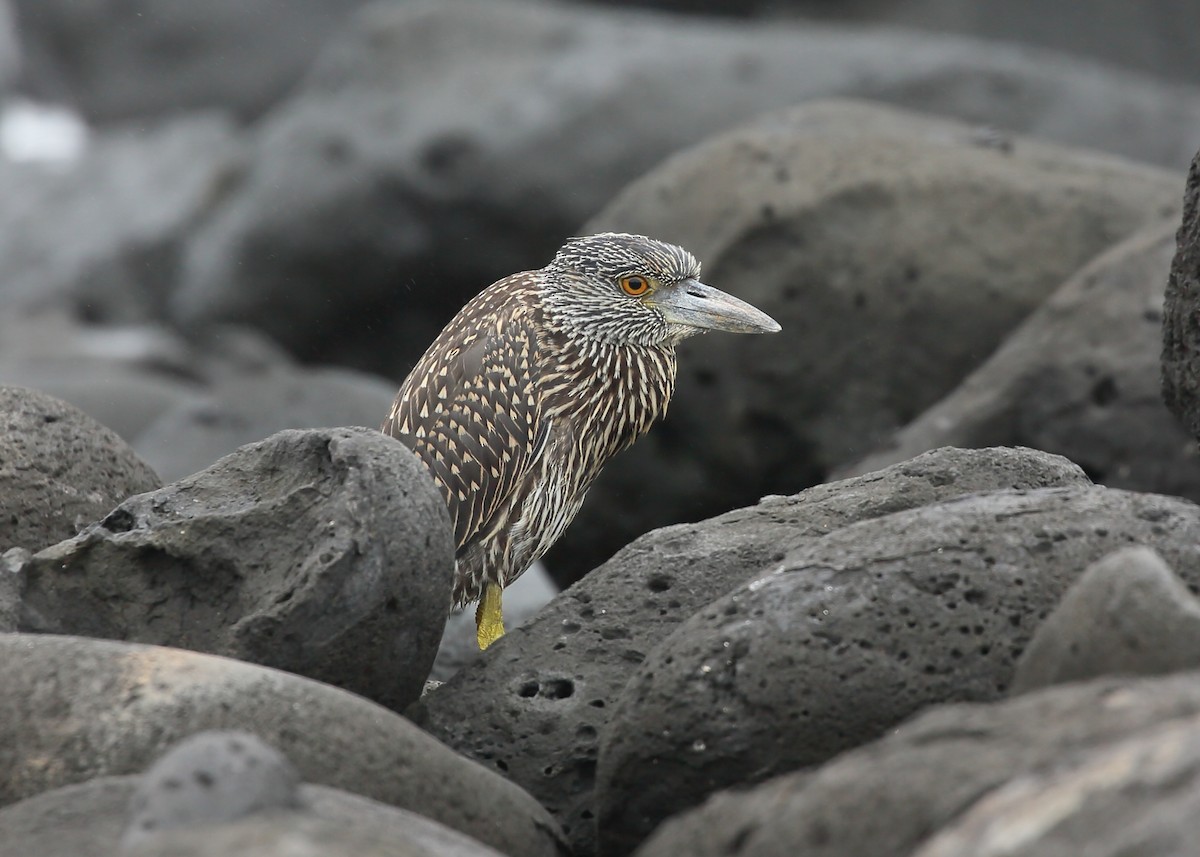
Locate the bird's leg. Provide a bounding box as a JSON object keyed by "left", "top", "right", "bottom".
{"left": 475, "top": 583, "right": 506, "bottom": 650}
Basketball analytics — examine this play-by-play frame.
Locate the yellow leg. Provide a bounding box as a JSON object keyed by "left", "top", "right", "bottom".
{"left": 475, "top": 583, "right": 506, "bottom": 650}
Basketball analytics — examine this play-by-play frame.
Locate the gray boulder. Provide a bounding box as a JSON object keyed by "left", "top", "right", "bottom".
{"left": 909, "top": 715, "right": 1200, "bottom": 857}
{"left": 0, "top": 634, "right": 566, "bottom": 857}
{"left": 11, "top": 0, "right": 371, "bottom": 123}
{"left": 408, "top": 446, "right": 1089, "bottom": 856}
{"left": 1012, "top": 546, "right": 1200, "bottom": 693}
{"left": 0, "top": 114, "right": 244, "bottom": 321}
{"left": 0, "top": 310, "right": 401, "bottom": 482}
{"left": 171, "top": 0, "right": 1200, "bottom": 373}
{"left": 0, "top": 770, "right": 512, "bottom": 857}
{"left": 842, "top": 220, "right": 1200, "bottom": 501}
{"left": 122, "top": 732, "right": 303, "bottom": 849}
{"left": 633, "top": 671, "right": 1200, "bottom": 857}
{"left": 132, "top": 364, "right": 398, "bottom": 483}
{"left": 1162, "top": 146, "right": 1200, "bottom": 439}
{"left": 596, "top": 485, "right": 1200, "bottom": 855}
{"left": 0, "top": 385, "right": 160, "bottom": 553}
{"left": 767, "top": 0, "right": 1200, "bottom": 86}
{"left": 16, "top": 426, "right": 453, "bottom": 712}
{"left": 559, "top": 98, "right": 1180, "bottom": 585}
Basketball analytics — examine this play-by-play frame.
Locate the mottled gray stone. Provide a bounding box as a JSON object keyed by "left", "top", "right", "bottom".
{"left": 1012, "top": 547, "right": 1200, "bottom": 693}
{"left": 844, "top": 221, "right": 1200, "bottom": 505}
{"left": 12, "top": 0, "right": 372, "bottom": 122}
{"left": 0, "top": 634, "right": 567, "bottom": 857}
{"left": 16, "top": 426, "right": 452, "bottom": 712}
{"left": 172, "top": 0, "right": 1200, "bottom": 376}
{"left": 122, "top": 732, "right": 302, "bottom": 849}
{"left": 1162, "top": 147, "right": 1200, "bottom": 440}
{"left": 597, "top": 485, "right": 1200, "bottom": 855}
{"left": 0, "top": 385, "right": 161, "bottom": 553}
{"left": 0, "top": 115, "right": 244, "bottom": 321}
{"left": 634, "top": 672, "right": 1200, "bottom": 857}
{"left": 562, "top": 98, "right": 1180, "bottom": 585}
{"left": 408, "top": 446, "right": 1090, "bottom": 856}
{"left": 0, "top": 773, "right": 513, "bottom": 857}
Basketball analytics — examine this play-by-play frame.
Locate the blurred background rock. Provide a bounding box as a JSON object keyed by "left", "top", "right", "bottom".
{"left": 2, "top": 0, "right": 1198, "bottom": 591}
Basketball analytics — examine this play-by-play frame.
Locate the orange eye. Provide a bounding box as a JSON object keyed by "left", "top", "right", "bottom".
{"left": 620, "top": 275, "right": 651, "bottom": 296}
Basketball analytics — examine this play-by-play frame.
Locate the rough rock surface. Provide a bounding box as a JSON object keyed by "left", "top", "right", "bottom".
{"left": 16, "top": 426, "right": 453, "bottom": 712}
{"left": 0, "top": 114, "right": 244, "bottom": 321}
{"left": 1011, "top": 547, "right": 1200, "bottom": 693}
{"left": 844, "top": 222, "right": 1200, "bottom": 502}
{"left": 0, "top": 385, "right": 160, "bottom": 553}
{"left": 11, "top": 0, "right": 371, "bottom": 122}
{"left": 633, "top": 672, "right": 1200, "bottom": 857}
{"left": 120, "top": 815, "right": 501, "bottom": 857}
{"left": 596, "top": 485, "right": 1200, "bottom": 856}
{"left": 0, "top": 773, "right": 513, "bottom": 857}
{"left": 0, "top": 310, "right": 401, "bottom": 483}
{"left": 1162, "top": 147, "right": 1200, "bottom": 439}
{"left": 171, "top": 0, "right": 1200, "bottom": 374}
{"left": 910, "top": 716, "right": 1200, "bottom": 857}
{"left": 122, "top": 732, "right": 303, "bottom": 849}
{"left": 408, "top": 446, "right": 1090, "bottom": 856}
{"left": 0, "top": 634, "right": 567, "bottom": 857}
{"left": 556, "top": 98, "right": 1180, "bottom": 586}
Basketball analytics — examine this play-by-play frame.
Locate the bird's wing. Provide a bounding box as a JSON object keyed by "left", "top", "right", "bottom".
{"left": 383, "top": 300, "right": 544, "bottom": 553}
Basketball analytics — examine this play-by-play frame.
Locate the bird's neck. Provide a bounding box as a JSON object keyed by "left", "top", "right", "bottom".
{"left": 539, "top": 325, "right": 677, "bottom": 473}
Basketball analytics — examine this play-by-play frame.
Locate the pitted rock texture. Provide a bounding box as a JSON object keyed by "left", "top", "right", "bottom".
{"left": 122, "top": 732, "right": 303, "bottom": 849}
{"left": 0, "top": 634, "right": 566, "bottom": 857}
{"left": 407, "top": 446, "right": 1090, "bottom": 856}
{"left": 1162, "top": 147, "right": 1200, "bottom": 439}
{"left": 0, "top": 385, "right": 161, "bottom": 553}
{"left": 633, "top": 672, "right": 1200, "bottom": 857}
{"left": 171, "top": 0, "right": 1200, "bottom": 376}
{"left": 555, "top": 98, "right": 1180, "bottom": 586}
{"left": 16, "top": 426, "right": 453, "bottom": 712}
{"left": 1011, "top": 547, "right": 1200, "bottom": 694}
{"left": 844, "top": 221, "right": 1200, "bottom": 502}
{"left": 596, "top": 485, "right": 1200, "bottom": 856}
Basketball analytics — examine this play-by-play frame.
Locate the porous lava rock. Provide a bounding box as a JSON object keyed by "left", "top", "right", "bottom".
{"left": 1011, "top": 546, "right": 1200, "bottom": 693}
{"left": 0, "top": 385, "right": 160, "bottom": 553}
{"left": 1162, "top": 146, "right": 1200, "bottom": 439}
{"left": 596, "top": 485, "right": 1200, "bottom": 855}
{"left": 0, "top": 634, "right": 566, "bottom": 857}
{"left": 845, "top": 221, "right": 1200, "bottom": 503}
{"left": 16, "top": 426, "right": 453, "bottom": 712}
{"left": 633, "top": 672, "right": 1200, "bottom": 857}
{"left": 561, "top": 98, "right": 1181, "bottom": 585}
{"left": 408, "top": 446, "right": 1089, "bottom": 856}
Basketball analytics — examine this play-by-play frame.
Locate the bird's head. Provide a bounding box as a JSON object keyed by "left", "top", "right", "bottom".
{"left": 540, "top": 233, "right": 781, "bottom": 347}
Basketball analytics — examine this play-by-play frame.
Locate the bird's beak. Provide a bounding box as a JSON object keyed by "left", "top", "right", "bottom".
{"left": 652, "top": 279, "right": 781, "bottom": 334}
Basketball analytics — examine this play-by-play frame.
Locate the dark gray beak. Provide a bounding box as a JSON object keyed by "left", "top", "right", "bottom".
{"left": 652, "top": 279, "right": 781, "bottom": 334}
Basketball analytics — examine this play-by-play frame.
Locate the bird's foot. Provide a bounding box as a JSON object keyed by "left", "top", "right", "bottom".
{"left": 475, "top": 583, "right": 506, "bottom": 650}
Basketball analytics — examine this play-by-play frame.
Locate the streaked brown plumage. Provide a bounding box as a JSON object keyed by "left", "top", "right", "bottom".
{"left": 383, "top": 233, "right": 779, "bottom": 648}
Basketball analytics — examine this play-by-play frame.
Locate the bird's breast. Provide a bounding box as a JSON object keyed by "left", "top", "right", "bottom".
{"left": 539, "top": 335, "right": 677, "bottom": 481}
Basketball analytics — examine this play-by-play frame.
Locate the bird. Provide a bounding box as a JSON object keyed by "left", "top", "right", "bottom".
{"left": 382, "top": 233, "right": 780, "bottom": 650}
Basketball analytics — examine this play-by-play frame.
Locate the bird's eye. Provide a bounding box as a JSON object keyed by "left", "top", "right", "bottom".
{"left": 619, "top": 275, "right": 651, "bottom": 296}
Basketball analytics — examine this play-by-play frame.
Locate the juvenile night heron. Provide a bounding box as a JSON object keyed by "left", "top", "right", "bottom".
{"left": 383, "top": 233, "right": 780, "bottom": 649}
